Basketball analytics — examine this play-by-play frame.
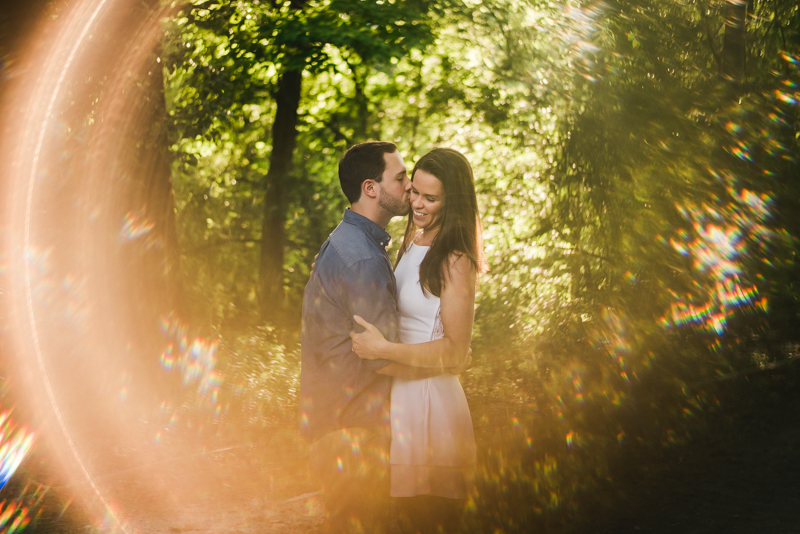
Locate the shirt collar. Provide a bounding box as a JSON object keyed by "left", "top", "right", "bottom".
{"left": 343, "top": 208, "right": 392, "bottom": 249}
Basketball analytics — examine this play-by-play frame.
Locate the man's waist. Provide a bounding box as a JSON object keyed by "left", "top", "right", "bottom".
{"left": 300, "top": 385, "right": 390, "bottom": 440}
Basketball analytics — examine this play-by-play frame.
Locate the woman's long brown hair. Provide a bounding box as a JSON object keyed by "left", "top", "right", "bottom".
{"left": 396, "top": 148, "right": 487, "bottom": 297}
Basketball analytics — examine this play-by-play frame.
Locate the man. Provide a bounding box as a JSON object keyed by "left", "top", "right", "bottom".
{"left": 299, "top": 141, "right": 443, "bottom": 533}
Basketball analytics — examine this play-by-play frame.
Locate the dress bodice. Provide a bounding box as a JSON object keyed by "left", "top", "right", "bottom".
{"left": 394, "top": 242, "right": 442, "bottom": 345}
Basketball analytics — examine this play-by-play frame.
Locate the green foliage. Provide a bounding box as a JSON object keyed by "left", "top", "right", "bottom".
{"left": 161, "top": 0, "right": 800, "bottom": 526}
{"left": 458, "top": 0, "right": 800, "bottom": 528}
{"left": 154, "top": 324, "right": 299, "bottom": 442}
{"left": 164, "top": 0, "right": 448, "bottom": 323}
{"left": 218, "top": 326, "right": 300, "bottom": 426}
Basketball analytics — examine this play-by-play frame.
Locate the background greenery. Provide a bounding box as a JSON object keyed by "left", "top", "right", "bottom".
{"left": 154, "top": 0, "right": 799, "bottom": 529}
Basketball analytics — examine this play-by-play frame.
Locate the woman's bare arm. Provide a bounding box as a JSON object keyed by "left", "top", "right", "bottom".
{"left": 350, "top": 254, "right": 476, "bottom": 369}
{"left": 377, "top": 350, "right": 472, "bottom": 378}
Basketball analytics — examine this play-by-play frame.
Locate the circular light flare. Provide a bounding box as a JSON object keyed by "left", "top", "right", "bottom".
{"left": 2, "top": 0, "right": 178, "bottom": 530}
{"left": 19, "top": 0, "right": 127, "bottom": 528}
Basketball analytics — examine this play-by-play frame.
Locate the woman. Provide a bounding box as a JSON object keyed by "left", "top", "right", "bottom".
{"left": 350, "top": 148, "right": 485, "bottom": 533}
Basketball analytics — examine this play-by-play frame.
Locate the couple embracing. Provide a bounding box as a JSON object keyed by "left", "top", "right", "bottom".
{"left": 300, "top": 141, "right": 485, "bottom": 533}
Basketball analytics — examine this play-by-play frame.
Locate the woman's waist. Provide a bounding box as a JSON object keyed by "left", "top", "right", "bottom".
{"left": 398, "top": 319, "right": 440, "bottom": 344}
{"left": 392, "top": 373, "right": 462, "bottom": 389}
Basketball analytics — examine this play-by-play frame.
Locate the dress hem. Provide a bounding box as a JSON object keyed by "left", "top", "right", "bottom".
{"left": 390, "top": 463, "right": 475, "bottom": 499}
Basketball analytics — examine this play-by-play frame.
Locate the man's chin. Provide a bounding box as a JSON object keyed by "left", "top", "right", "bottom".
{"left": 391, "top": 205, "right": 411, "bottom": 217}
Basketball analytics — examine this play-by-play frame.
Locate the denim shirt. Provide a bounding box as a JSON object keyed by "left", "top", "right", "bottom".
{"left": 299, "top": 209, "right": 396, "bottom": 442}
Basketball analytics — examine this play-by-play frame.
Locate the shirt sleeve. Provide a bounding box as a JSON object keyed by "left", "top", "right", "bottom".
{"left": 344, "top": 256, "right": 398, "bottom": 371}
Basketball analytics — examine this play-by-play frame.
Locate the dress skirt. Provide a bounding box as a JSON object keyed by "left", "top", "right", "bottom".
{"left": 390, "top": 374, "right": 476, "bottom": 499}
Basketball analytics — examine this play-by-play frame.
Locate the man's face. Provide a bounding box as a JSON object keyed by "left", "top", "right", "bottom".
{"left": 376, "top": 151, "right": 411, "bottom": 217}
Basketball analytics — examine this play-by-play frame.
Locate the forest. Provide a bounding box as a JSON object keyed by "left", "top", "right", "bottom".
{"left": 0, "top": 0, "right": 799, "bottom": 531}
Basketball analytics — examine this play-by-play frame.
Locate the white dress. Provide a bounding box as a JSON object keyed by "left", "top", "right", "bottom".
{"left": 390, "top": 242, "right": 476, "bottom": 499}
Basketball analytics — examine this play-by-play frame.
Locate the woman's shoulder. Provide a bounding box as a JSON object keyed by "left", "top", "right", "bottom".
{"left": 445, "top": 251, "right": 477, "bottom": 277}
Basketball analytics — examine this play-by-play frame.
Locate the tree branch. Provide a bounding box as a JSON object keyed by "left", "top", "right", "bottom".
{"left": 184, "top": 238, "right": 261, "bottom": 255}
{"left": 572, "top": 247, "right": 612, "bottom": 264}
{"left": 323, "top": 117, "right": 352, "bottom": 145}
{"left": 343, "top": 55, "right": 370, "bottom": 138}
{"left": 698, "top": 2, "right": 723, "bottom": 73}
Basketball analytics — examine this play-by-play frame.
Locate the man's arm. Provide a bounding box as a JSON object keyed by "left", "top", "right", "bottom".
{"left": 351, "top": 254, "right": 476, "bottom": 368}
{"left": 344, "top": 256, "right": 401, "bottom": 372}
{"left": 346, "top": 256, "right": 459, "bottom": 378}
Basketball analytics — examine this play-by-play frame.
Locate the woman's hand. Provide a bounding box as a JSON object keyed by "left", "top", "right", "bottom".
{"left": 448, "top": 348, "right": 472, "bottom": 375}
{"left": 350, "top": 315, "right": 390, "bottom": 360}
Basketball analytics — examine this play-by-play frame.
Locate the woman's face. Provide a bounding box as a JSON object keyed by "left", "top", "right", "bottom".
{"left": 410, "top": 169, "right": 445, "bottom": 232}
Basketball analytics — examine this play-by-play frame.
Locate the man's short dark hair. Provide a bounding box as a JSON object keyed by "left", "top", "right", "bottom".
{"left": 338, "top": 141, "right": 398, "bottom": 204}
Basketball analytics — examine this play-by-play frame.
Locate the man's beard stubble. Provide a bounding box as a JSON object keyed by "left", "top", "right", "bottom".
{"left": 377, "top": 188, "right": 410, "bottom": 217}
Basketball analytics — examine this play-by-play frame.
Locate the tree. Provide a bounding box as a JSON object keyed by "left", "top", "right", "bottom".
{"left": 166, "top": 0, "right": 438, "bottom": 322}
{"left": 722, "top": 0, "right": 748, "bottom": 81}
{"left": 158, "top": 0, "right": 800, "bottom": 527}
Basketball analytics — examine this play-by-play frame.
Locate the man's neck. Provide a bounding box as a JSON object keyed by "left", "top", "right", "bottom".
{"left": 350, "top": 202, "right": 391, "bottom": 228}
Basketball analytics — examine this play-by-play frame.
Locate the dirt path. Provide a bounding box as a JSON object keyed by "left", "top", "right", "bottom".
{"left": 20, "top": 422, "right": 326, "bottom": 534}
{"left": 17, "top": 365, "right": 800, "bottom": 533}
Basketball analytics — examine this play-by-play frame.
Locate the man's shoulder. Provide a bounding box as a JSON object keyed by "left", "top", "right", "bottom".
{"left": 328, "top": 222, "right": 383, "bottom": 268}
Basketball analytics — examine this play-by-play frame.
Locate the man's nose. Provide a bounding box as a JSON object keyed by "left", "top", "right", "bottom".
{"left": 404, "top": 177, "right": 412, "bottom": 191}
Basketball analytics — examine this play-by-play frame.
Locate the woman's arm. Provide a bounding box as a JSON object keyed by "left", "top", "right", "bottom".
{"left": 350, "top": 253, "right": 476, "bottom": 369}
{"left": 377, "top": 350, "right": 473, "bottom": 378}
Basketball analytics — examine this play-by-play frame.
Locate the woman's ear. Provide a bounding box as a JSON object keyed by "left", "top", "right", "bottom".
{"left": 361, "top": 179, "right": 378, "bottom": 199}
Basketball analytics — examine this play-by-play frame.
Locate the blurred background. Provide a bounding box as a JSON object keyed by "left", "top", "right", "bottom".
{"left": 0, "top": 0, "right": 799, "bottom": 531}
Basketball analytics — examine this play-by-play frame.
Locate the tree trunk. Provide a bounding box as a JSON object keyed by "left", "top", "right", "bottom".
{"left": 353, "top": 64, "right": 369, "bottom": 139}
{"left": 259, "top": 68, "right": 303, "bottom": 321}
{"left": 722, "top": 0, "right": 747, "bottom": 82}
{"left": 129, "top": 46, "right": 184, "bottom": 314}
{"left": 81, "top": 1, "right": 185, "bottom": 394}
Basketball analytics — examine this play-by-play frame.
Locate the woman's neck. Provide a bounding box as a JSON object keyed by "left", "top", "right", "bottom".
{"left": 414, "top": 226, "right": 440, "bottom": 247}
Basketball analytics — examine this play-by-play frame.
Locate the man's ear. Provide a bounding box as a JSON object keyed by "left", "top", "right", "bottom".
{"left": 361, "top": 179, "right": 379, "bottom": 199}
